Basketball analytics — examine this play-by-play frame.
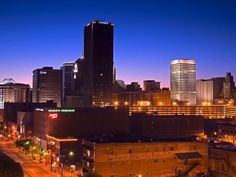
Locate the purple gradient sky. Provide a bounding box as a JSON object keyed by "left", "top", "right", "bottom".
{"left": 0, "top": 0, "right": 236, "bottom": 87}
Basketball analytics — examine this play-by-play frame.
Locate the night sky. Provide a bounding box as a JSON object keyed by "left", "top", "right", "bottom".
{"left": 0, "top": 0, "right": 236, "bottom": 87}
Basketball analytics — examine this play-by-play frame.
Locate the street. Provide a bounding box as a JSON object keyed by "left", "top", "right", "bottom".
{"left": 0, "top": 140, "right": 57, "bottom": 177}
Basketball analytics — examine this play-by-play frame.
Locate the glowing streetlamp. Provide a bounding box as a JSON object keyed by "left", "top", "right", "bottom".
{"left": 114, "top": 101, "right": 119, "bottom": 106}
{"left": 69, "top": 151, "right": 74, "bottom": 157}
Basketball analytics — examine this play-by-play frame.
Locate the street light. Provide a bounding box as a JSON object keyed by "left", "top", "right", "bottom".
{"left": 114, "top": 101, "right": 119, "bottom": 106}
{"left": 69, "top": 151, "right": 74, "bottom": 157}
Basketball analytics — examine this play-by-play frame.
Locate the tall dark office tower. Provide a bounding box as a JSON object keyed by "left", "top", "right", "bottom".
{"left": 74, "top": 58, "right": 84, "bottom": 95}
{"left": 223, "top": 72, "right": 235, "bottom": 99}
{"left": 83, "top": 21, "right": 114, "bottom": 106}
{"left": 32, "top": 67, "right": 62, "bottom": 107}
{"left": 61, "top": 62, "right": 75, "bottom": 106}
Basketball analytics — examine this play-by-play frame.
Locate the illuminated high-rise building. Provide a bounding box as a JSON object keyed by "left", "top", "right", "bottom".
{"left": 32, "top": 67, "right": 62, "bottom": 107}
{"left": 83, "top": 21, "right": 114, "bottom": 106}
{"left": 170, "top": 59, "right": 196, "bottom": 105}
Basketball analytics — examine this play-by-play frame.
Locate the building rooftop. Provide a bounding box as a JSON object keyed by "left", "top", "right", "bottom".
{"left": 0, "top": 78, "right": 16, "bottom": 85}
{"left": 80, "top": 134, "right": 201, "bottom": 144}
{"left": 211, "top": 141, "right": 236, "bottom": 152}
{"left": 171, "top": 59, "right": 196, "bottom": 65}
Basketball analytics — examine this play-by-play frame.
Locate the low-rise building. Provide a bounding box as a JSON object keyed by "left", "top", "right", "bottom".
{"left": 85, "top": 139, "right": 208, "bottom": 177}
{"left": 129, "top": 105, "right": 236, "bottom": 119}
{"left": 33, "top": 107, "right": 130, "bottom": 147}
{"left": 209, "top": 142, "right": 236, "bottom": 176}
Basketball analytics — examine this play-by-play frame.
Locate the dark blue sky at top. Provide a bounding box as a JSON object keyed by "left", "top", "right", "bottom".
{"left": 0, "top": 0, "right": 236, "bottom": 87}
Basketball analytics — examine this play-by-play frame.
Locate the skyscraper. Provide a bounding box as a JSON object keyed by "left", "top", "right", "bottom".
{"left": 223, "top": 72, "right": 235, "bottom": 99}
{"left": 83, "top": 21, "right": 114, "bottom": 106}
{"left": 170, "top": 59, "right": 196, "bottom": 105}
{"left": 61, "top": 62, "right": 75, "bottom": 106}
{"left": 32, "top": 67, "right": 62, "bottom": 107}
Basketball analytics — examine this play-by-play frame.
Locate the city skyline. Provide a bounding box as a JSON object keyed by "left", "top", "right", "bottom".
{"left": 1, "top": 0, "right": 236, "bottom": 87}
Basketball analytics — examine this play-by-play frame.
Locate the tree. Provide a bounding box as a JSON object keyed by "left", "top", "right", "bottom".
{"left": 0, "top": 151, "right": 24, "bottom": 177}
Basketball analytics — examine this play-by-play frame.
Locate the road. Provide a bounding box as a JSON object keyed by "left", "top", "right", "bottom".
{"left": 0, "top": 140, "right": 58, "bottom": 177}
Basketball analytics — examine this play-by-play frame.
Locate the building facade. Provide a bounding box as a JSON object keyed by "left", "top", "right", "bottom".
{"left": 33, "top": 107, "right": 130, "bottom": 142}
{"left": 129, "top": 105, "right": 236, "bottom": 119}
{"left": 83, "top": 21, "right": 114, "bottom": 106}
{"left": 209, "top": 144, "right": 236, "bottom": 176}
{"left": 223, "top": 72, "right": 235, "bottom": 99}
{"left": 170, "top": 59, "right": 196, "bottom": 105}
{"left": 143, "top": 80, "right": 160, "bottom": 91}
{"left": 196, "top": 78, "right": 224, "bottom": 105}
{"left": 32, "top": 67, "right": 62, "bottom": 107}
{"left": 0, "top": 78, "right": 30, "bottom": 109}
{"left": 89, "top": 141, "right": 208, "bottom": 177}
{"left": 130, "top": 114, "right": 204, "bottom": 139}
{"left": 61, "top": 62, "right": 75, "bottom": 107}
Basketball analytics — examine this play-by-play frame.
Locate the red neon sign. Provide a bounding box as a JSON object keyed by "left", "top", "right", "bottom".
{"left": 49, "top": 113, "right": 58, "bottom": 119}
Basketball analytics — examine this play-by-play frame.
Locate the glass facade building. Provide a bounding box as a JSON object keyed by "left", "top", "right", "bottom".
{"left": 170, "top": 59, "right": 196, "bottom": 105}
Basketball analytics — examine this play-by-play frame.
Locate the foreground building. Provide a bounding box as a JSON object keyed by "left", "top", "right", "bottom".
{"left": 209, "top": 142, "right": 236, "bottom": 176}
{"left": 170, "top": 59, "right": 196, "bottom": 105}
{"left": 130, "top": 114, "right": 204, "bottom": 139}
{"left": 19, "top": 105, "right": 209, "bottom": 177}
{"left": 92, "top": 140, "right": 208, "bottom": 177}
{"left": 46, "top": 136, "right": 208, "bottom": 177}
{"left": 4, "top": 102, "right": 57, "bottom": 136}
{"left": 33, "top": 107, "right": 130, "bottom": 148}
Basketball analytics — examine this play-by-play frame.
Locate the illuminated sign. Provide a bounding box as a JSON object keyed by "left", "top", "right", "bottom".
{"left": 49, "top": 113, "right": 58, "bottom": 119}
{"left": 40, "top": 71, "right": 47, "bottom": 74}
{"left": 35, "top": 108, "right": 44, "bottom": 111}
{"left": 48, "top": 109, "right": 75, "bottom": 113}
{"left": 61, "top": 109, "right": 75, "bottom": 112}
{"left": 48, "top": 109, "right": 61, "bottom": 112}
